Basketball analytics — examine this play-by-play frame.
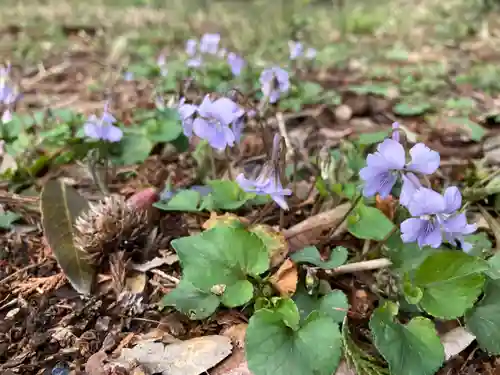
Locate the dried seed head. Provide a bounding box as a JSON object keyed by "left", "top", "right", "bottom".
{"left": 74, "top": 195, "right": 151, "bottom": 266}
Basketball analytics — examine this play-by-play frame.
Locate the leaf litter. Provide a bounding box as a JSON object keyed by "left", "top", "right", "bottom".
{"left": 2, "top": 4, "right": 500, "bottom": 375}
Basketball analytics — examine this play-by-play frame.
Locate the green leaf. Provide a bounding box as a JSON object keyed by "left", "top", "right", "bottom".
{"left": 370, "top": 301, "right": 444, "bottom": 375}
{"left": 171, "top": 225, "right": 268, "bottom": 307}
{"left": 448, "top": 117, "right": 486, "bottom": 142}
{"left": 246, "top": 307, "right": 342, "bottom": 375}
{"left": 485, "top": 253, "right": 500, "bottom": 279}
{"left": 348, "top": 204, "right": 394, "bottom": 241}
{"left": 413, "top": 251, "right": 488, "bottom": 318}
{"left": 356, "top": 131, "right": 390, "bottom": 146}
{"left": 145, "top": 109, "right": 183, "bottom": 142}
{"left": 271, "top": 298, "right": 301, "bottom": 331}
{"left": 200, "top": 180, "right": 254, "bottom": 210}
{"left": 348, "top": 84, "right": 396, "bottom": 98}
{"left": 0, "top": 211, "right": 22, "bottom": 229}
{"left": 161, "top": 280, "right": 220, "bottom": 320}
{"left": 117, "top": 134, "right": 153, "bottom": 165}
{"left": 465, "top": 279, "right": 500, "bottom": 354}
{"left": 220, "top": 279, "right": 254, "bottom": 307}
{"left": 393, "top": 102, "right": 432, "bottom": 116}
{"left": 291, "top": 246, "right": 347, "bottom": 269}
{"left": 40, "top": 180, "right": 95, "bottom": 295}
{"left": 385, "top": 232, "right": 433, "bottom": 271}
{"left": 154, "top": 190, "right": 201, "bottom": 212}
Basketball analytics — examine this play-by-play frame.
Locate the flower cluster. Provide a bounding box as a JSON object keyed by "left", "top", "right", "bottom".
{"left": 84, "top": 102, "right": 123, "bottom": 143}
{"left": 360, "top": 122, "right": 476, "bottom": 251}
{"left": 182, "top": 33, "right": 246, "bottom": 77}
{"left": 177, "top": 96, "right": 291, "bottom": 208}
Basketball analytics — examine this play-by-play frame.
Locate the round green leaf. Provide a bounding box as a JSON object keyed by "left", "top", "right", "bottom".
{"left": 348, "top": 204, "right": 395, "bottom": 241}
{"left": 246, "top": 308, "right": 342, "bottom": 375}
{"left": 465, "top": 279, "right": 500, "bottom": 354}
{"left": 161, "top": 280, "right": 220, "bottom": 320}
{"left": 221, "top": 280, "right": 254, "bottom": 307}
{"left": 171, "top": 226, "right": 269, "bottom": 298}
{"left": 370, "top": 301, "right": 445, "bottom": 375}
{"left": 414, "top": 251, "right": 488, "bottom": 318}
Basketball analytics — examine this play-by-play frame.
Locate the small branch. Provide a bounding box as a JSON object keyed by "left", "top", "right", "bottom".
{"left": 276, "top": 111, "right": 294, "bottom": 159}
{"left": 326, "top": 258, "right": 392, "bottom": 275}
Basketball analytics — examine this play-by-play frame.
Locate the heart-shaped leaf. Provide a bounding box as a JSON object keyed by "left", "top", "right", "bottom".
{"left": 413, "top": 251, "right": 488, "bottom": 318}
{"left": 370, "top": 301, "right": 445, "bottom": 375}
{"left": 246, "top": 302, "right": 343, "bottom": 375}
{"left": 465, "top": 279, "right": 500, "bottom": 354}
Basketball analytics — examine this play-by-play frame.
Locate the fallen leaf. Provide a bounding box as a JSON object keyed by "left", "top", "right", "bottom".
{"left": 115, "top": 335, "right": 232, "bottom": 375}
{"left": 85, "top": 351, "right": 108, "bottom": 375}
{"left": 40, "top": 179, "right": 95, "bottom": 295}
{"left": 284, "top": 203, "right": 351, "bottom": 252}
{"left": 212, "top": 325, "right": 249, "bottom": 375}
{"left": 125, "top": 272, "right": 147, "bottom": 294}
{"left": 130, "top": 255, "right": 179, "bottom": 272}
{"left": 375, "top": 194, "right": 395, "bottom": 221}
{"left": 222, "top": 324, "right": 247, "bottom": 349}
{"left": 250, "top": 224, "right": 288, "bottom": 267}
{"left": 441, "top": 327, "right": 476, "bottom": 360}
{"left": 269, "top": 259, "right": 298, "bottom": 297}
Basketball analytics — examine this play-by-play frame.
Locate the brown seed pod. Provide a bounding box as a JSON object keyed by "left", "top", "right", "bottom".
{"left": 74, "top": 194, "right": 154, "bottom": 267}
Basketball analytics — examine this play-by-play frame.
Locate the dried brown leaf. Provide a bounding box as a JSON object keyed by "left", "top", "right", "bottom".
{"left": 40, "top": 179, "right": 95, "bottom": 295}
{"left": 114, "top": 335, "right": 232, "bottom": 375}
{"left": 269, "top": 259, "right": 298, "bottom": 297}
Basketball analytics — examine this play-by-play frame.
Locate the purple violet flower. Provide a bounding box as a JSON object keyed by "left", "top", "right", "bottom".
{"left": 305, "top": 47, "right": 317, "bottom": 60}
{"left": 187, "top": 56, "right": 203, "bottom": 68}
{"left": 259, "top": 67, "right": 290, "bottom": 104}
{"left": 288, "top": 41, "right": 304, "bottom": 60}
{"left": 178, "top": 97, "right": 197, "bottom": 137}
{"left": 236, "top": 134, "right": 292, "bottom": 210}
{"left": 83, "top": 102, "right": 123, "bottom": 142}
{"left": 199, "top": 33, "right": 220, "bottom": 55}
{"left": 192, "top": 95, "right": 244, "bottom": 150}
{"left": 359, "top": 138, "right": 440, "bottom": 203}
{"left": 123, "top": 71, "right": 134, "bottom": 81}
{"left": 401, "top": 186, "right": 476, "bottom": 250}
{"left": 185, "top": 39, "right": 197, "bottom": 56}
{"left": 0, "top": 64, "right": 20, "bottom": 122}
{"left": 227, "top": 52, "right": 245, "bottom": 76}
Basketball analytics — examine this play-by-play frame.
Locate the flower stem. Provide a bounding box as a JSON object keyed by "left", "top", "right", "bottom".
{"left": 366, "top": 225, "right": 399, "bottom": 258}
{"left": 224, "top": 148, "right": 233, "bottom": 180}
{"left": 209, "top": 148, "right": 217, "bottom": 180}
{"left": 322, "top": 195, "right": 362, "bottom": 244}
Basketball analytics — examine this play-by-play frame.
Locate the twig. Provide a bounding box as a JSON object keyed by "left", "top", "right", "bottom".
{"left": 276, "top": 111, "right": 294, "bottom": 159}
{"left": 150, "top": 269, "right": 180, "bottom": 284}
{"left": 22, "top": 61, "right": 72, "bottom": 89}
{"left": 0, "top": 262, "right": 45, "bottom": 286}
{"left": 327, "top": 258, "right": 392, "bottom": 275}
